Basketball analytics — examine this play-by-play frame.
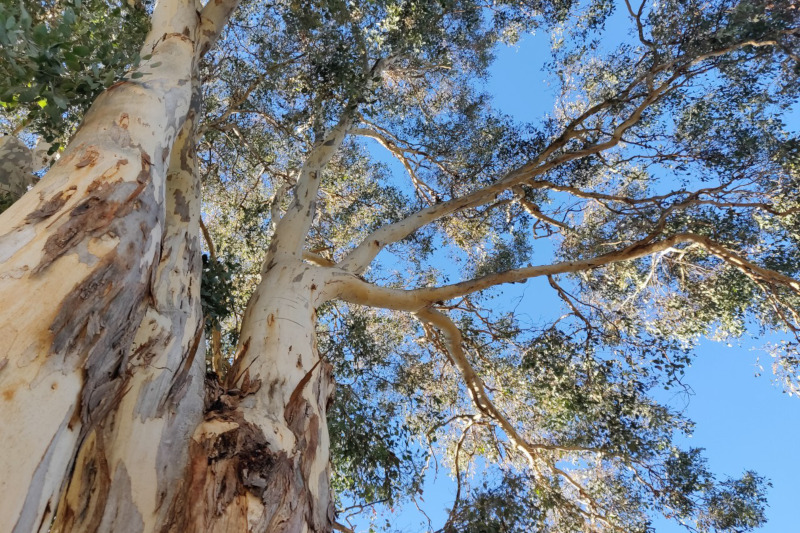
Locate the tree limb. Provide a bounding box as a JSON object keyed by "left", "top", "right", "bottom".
{"left": 331, "top": 232, "right": 800, "bottom": 312}
{"left": 197, "top": 0, "right": 242, "bottom": 58}
{"left": 265, "top": 57, "right": 397, "bottom": 265}
{"left": 415, "top": 307, "right": 622, "bottom": 530}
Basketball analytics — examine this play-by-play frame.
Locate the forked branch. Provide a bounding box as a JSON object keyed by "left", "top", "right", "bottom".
{"left": 415, "top": 307, "right": 622, "bottom": 531}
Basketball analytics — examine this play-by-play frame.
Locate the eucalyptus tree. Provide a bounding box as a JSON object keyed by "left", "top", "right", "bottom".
{"left": 0, "top": 0, "right": 798, "bottom": 532}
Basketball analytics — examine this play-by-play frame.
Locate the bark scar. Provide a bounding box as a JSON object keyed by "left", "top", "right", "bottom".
{"left": 284, "top": 358, "right": 322, "bottom": 423}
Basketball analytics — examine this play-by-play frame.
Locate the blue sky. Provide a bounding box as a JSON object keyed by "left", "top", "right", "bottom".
{"left": 347, "top": 11, "right": 800, "bottom": 532}
{"left": 485, "top": 29, "right": 800, "bottom": 533}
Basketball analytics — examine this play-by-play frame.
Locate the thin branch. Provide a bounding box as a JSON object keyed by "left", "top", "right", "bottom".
{"left": 199, "top": 217, "right": 217, "bottom": 261}
{"left": 352, "top": 127, "right": 438, "bottom": 203}
{"left": 332, "top": 522, "right": 355, "bottom": 533}
{"left": 514, "top": 186, "right": 573, "bottom": 232}
{"left": 415, "top": 308, "right": 622, "bottom": 530}
{"left": 302, "top": 250, "right": 336, "bottom": 267}
{"left": 265, "top": 56, "right": 397, "bottom": 265}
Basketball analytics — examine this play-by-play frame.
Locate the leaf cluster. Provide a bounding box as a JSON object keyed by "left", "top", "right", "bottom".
{"left": 0, "top": 0, "right": 149, "bottom": 143}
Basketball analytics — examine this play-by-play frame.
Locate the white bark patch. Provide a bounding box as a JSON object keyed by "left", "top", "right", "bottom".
{"left": 6, "top": 387, "right": 78, "bottom": 533}
{"left": 0, "top": 225, "right": 36, "bottom": 263}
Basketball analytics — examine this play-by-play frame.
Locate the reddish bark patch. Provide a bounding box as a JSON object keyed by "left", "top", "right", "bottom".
{"left": 25, "top": 186, "right": 77, "bottom": 222}
{"left": 75, "top": 148, "right": 100, "bottom": 168}
{"left": 2, "top": 386, "right": 15, "bottom": 401}
{"left": 165, "top": 363, "right": 335, "bottom": 532}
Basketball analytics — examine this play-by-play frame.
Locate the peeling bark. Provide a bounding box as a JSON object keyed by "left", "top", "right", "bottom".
{"left": 166, "top": 262, "right": 336, "bottom": 533}
{"left": 50, "top": 79, "right": 206, "bottom": 533}
{"left": 0, "top": 0, "right": 198, "bottom": 528}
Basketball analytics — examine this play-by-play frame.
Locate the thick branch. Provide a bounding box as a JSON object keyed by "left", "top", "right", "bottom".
{"left": 331, "top": 233, "right": 800, "bottom": 311}
{"left": 199, "top": 216, "right": 217, "bottom": 261}
{"left": 338, "top": 32, "right": 785, "bottom": 275}
{"left": 265, "top": 57, "right": 395, "bottom": 265}
{"left": 415, "top": 308, "right": 620, "bottom": 529}
{"left": 303, "top": 250, "right": 336, "bottom": 267}
{"left": 414, "top": 308, "right": 536, "bottom": 463}
{"left": 333, "top": 234, "right": 694, "bottom": 310}
{"left": 264, "top": 108, "right": 356, "bottom": 264}
{"left": 197, "top": 0, "right": 242, "bottom": 58}
{"left": 338, "top": 71, "right": 681, "bottom": 274}
{"left": 352, "top": 127, "right": 437, "bottom": 203}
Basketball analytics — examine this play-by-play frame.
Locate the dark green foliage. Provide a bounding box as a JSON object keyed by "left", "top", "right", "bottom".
{"left": 328, "top": 384, "right": 418, "bottom": 506}
{"left": 0, "top": 191, "right": 14, "bottom": 214}
{"left": 200, "top": 254, "right": 239, "bottom": 334}
{"left": 0, "top": 0, "right": 149, "bottom": 143}
{"left": 662, "top": 450, "right": 770, "bottom": 533}
{"left": 703, "top": 472, "right": 770, "bottom": 533}
{"left": 443, "top": 472, "right": 545, "bottom": 533}
{"left": 321, "top": 309, "right": 424, "bottom": 508}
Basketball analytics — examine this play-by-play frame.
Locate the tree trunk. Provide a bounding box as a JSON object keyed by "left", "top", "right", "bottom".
{"left": 169, "top": 261, "right": 336, "bottom": 533}
{"left": 0, "top": 0, "right": 199, "bottom": 528}
{"left": 0, "top": 137, "right": 36, "bottom": 202}
{"left": 50, "top": 80, "right": 206, "bottom": 533}
{"left": 0, "top": 0, "right": 340, "bottom": 529}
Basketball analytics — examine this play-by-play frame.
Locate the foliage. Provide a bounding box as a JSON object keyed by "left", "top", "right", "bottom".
{"left": 0, "top": 191, "right": 14, "bottom": 215}
{"left": 200, "top": 253, "right": 239, "bottom": 334}
{"left": 0, "top": 0, "right": 149, "bottom": 144}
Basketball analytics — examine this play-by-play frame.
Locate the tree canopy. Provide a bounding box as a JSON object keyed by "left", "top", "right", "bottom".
{"left": 1, "top": 0, "right": 799, "bottom": 531}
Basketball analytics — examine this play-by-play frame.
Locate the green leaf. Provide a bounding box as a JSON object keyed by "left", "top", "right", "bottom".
{"left": 62, "top": 7, "right": 75, "bottom": 25}
{"left": 32, "top": 23, "right": 48, "bottom": 43}
{"left": 18, "top": 86, "right": 39, "bottom": 103}
{"left": 72, "top": 45, "right": 91, "bottom": 58}
{"left": 52, "top": 94, "right": 69, "bottom": 109}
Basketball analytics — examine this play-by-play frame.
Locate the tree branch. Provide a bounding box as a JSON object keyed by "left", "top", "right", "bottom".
{"left": 352, "top": 126, "right": 437, "bottom": 203}
{"left": 337, "top": 69, "right": 682, "bottom": 274}
{"left": 332, "top": 521, "right": 355, "bottom": 533}
{"left": 415, "top": 308, "right": 622, "bottom": 530}
{"left": 265, "top": 57, "right": 396, "bottom": 266}
{"left": 199, "top": 217, "right": 217, "bottom": 261}
{"left": 330, "top": 232, "right": 800, "bottom": 312}
{"left": 337, "top": 31, "right": 787, "bottom": 275}
{"left": 197, "top": 0, "right": 242, "bottom": 58}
